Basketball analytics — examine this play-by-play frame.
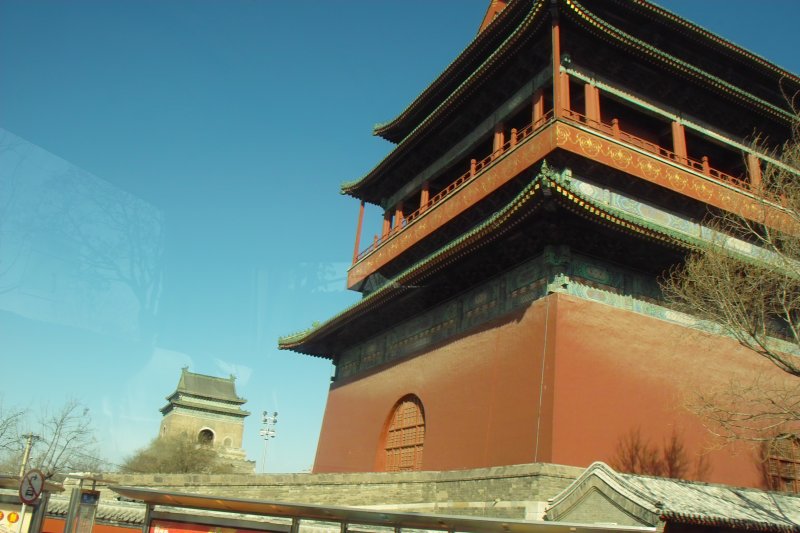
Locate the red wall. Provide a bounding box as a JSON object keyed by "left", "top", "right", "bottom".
{"left": 313, "top": 296, "right": 556, "bottom": 472}
{"left": 43, "top": 518, "right": 138, "bottom": 533}
{"left": 549, "top": 294, "right": 774, "bottom": 486}
{"left": 314, "top": 293, "right": 785, "bottom": 486}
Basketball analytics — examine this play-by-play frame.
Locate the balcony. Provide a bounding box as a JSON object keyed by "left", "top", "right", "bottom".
{"left": 348, "top": 97, "right": 791, "bottom": 289}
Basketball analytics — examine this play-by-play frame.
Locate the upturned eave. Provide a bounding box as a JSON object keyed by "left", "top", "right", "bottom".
{"left": 342, "top": 0, "right": 548, "bottom": 202}
{"left": 372, "top": 0, "right": 531, "bottom": 144}
{"left": 284, "top": 167, "right": 699, "bottom": 357}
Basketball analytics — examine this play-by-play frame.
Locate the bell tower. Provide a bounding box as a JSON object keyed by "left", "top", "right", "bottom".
{"left": 160, "top": 367, "right": 253, "bottom": 472}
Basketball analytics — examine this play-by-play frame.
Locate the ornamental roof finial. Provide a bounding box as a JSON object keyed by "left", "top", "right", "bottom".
{"left": 478, "top": 0, "right": 508, "bottom": 34}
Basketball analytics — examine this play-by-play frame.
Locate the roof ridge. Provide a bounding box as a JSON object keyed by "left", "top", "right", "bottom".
{"left": 180, "top": 367, "right": 236, "bottom": 383}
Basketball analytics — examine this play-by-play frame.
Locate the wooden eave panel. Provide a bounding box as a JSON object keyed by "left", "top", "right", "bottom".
{"left": 574, "top": 3, "right": 789, "bottom": 109}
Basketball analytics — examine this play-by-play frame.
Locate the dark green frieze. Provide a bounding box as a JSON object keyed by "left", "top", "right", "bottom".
{"left": 335, "top": 246, "right": 664, "bottom": 381}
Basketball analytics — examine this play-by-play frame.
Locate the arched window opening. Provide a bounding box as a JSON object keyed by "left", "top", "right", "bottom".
{"left": 384, "top": 395, "right": 425, "bottom": 472}
{"left": 223, "top": 437, "right": 233, "bottom": 448}
{"left": 198, "top": 428, "right": 215, "bottom": 446}
{"left": 765, "top": 435, "right": 800, "bottom": 493}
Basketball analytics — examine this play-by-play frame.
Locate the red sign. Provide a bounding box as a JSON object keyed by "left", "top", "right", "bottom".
{"left": 150, "top": 519, "right": 274, "bottom": 533}
{"left": 19, "top": 469, "right": 45, "bottom": 504}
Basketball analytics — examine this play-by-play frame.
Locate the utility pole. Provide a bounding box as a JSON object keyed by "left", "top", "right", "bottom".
{"left": 17, "top": 433, "right": 40, "bottom": 533}
{"left": 19, "top": 433, "right": 40, "bottom": 476}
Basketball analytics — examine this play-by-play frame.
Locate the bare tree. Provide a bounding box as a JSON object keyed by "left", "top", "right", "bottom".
{"left": 29, "top": 400, "right": 101, "bottom": 477}
{"left": 0, "top": 399, "right": 24, "bottom": 453}
{"left": 121, "top": 435, "right": 235, "bottom": 474}
{"left": 662, "top": 112, "right": 800, "bottom": 443}
{"left": 0, "top": 399, "right": 104, "bottom": 478}
{"left": 611, "top": 427, "right": 710, "bottom": 480}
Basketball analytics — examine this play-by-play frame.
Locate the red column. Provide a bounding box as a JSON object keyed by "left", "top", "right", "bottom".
{"left": 394, "top": 202, "right": 404, "bottom": 229}
{"left": 382, "top": 212, "right": 391, "bottom": 238}
{"left": 671, "top": 121, "right": 688, "bottom": 164}
{"left": 493, "top": 123, "right": 505, "bottom": 157}
{"left": 584, "top": 83, "right": 600, "bottom": 123}
{"left": 747, "top": 153, "right": 763, "bottom": 191}
{"left": 532, "top": 89, "right": 545, "bottom": 127}
{"left": 352, "top": 200, "right": 365, "bottom": 264}
{"left": 560, "top": 72, "right": 571, "bottom": 115}
{"left": 420, "top": 182, "right": 430, "bottom": 213}
{"left": 552, "top": 11, "right": 564, "bottom": 118}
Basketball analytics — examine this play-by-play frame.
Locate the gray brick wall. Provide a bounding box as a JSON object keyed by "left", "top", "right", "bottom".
{"left": 104, "top": 463, "right": 581, "bottom": 519}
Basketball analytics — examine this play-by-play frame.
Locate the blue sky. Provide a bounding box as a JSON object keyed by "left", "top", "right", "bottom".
{"left": 1, "top": 1, "right": 799, "bottom": 473}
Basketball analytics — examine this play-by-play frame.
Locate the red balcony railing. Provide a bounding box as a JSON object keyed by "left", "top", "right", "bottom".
{"left": 562, "top": 109, "right": 752, "bottom": 192}
{"left": 355, "top": 105, "right": 772, "bottom": 266}
{"left": 355, "top": 110, "right": 556, "bottom": 262}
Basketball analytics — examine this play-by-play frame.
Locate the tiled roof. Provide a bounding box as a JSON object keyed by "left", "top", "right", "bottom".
{"left": 375, "top": 0, "right": 798, "bottom": 145}
{"left": 546, "top": 462, "right": 800, "bottom": 531}
{"left": 47, "top": 496, "right": 145, "bottom": 526}
{"left": 285, "top": 164, "right": 783, "bottom": 355}
{"left": 350, "top": 0, "right": 798, "bottom": 200}
{"left": 372, "top": 0, "right": 530, "bottom": 143}
{"left": 168, "top": 368, "right": 245, "bottom": 404}
{"left": 280, "top": 165, "right": 554, "bottom": 354}
{"left": 343, "top": 0, "right": 546, "bottom": 200}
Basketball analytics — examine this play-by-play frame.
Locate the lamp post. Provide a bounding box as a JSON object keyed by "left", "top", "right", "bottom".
{"left": 259, "top": 410, "right": 277, "bottom": 473}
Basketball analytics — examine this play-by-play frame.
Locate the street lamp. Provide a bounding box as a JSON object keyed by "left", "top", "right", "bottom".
{"left": 259, "top": 410, "right": 278, "bottom": 473}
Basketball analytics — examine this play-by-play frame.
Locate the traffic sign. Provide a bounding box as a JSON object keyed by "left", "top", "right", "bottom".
{"left": 19, "top": 469, "right": 45, "bottom": 504}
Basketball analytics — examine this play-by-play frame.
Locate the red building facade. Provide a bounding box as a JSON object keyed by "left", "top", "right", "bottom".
{"left": 280, "top": 0, "right": 800, "bottom": 487}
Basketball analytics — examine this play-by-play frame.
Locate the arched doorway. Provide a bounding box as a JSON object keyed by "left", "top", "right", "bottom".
{"left": 382, "top": 395, "right": 425, "bottom": 472}
{"left": 198, "top": 428, "right": 215, "bottom": 446}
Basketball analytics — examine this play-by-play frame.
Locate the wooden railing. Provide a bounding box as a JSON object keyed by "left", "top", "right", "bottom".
{"left": 355, "top": 105, "right": 770, "bottom": 265}
{"left": 355, "top": 110, "right": 556, "bottom": 262}
{"left": 562, "top": 109, "right": 752, "bottom": 192}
